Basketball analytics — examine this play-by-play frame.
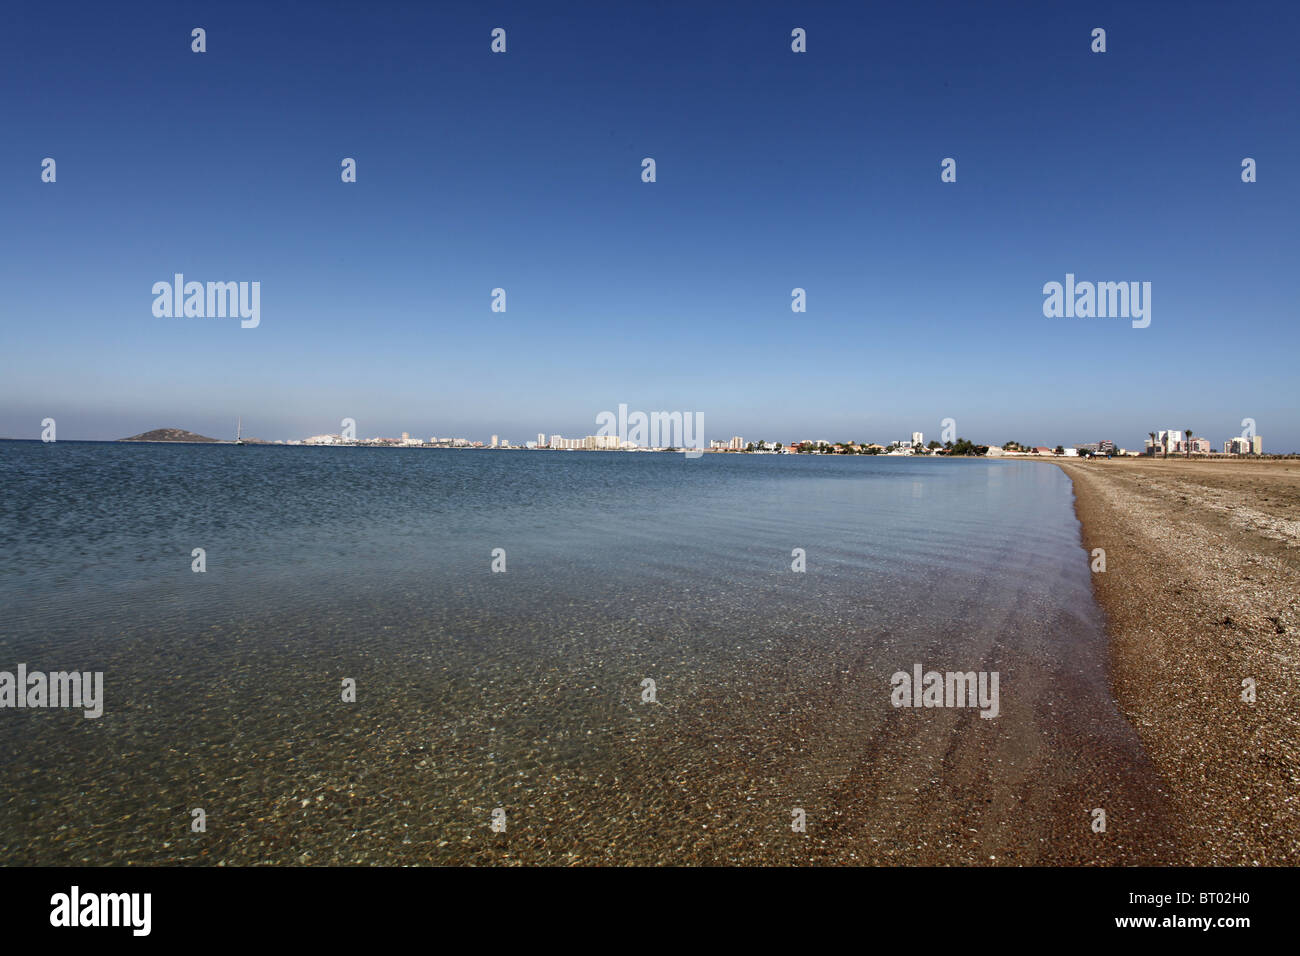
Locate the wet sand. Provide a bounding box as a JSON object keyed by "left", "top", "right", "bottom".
{"left": 1054, "top": 457, "right": 1300, "bottom": 865}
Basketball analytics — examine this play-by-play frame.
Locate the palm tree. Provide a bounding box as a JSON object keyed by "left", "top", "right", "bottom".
{"left": 1149, "top": 431, "right": 1157, "bottom": 457}
{"left": 1161, "top": 433, "right": 1169, "bottom": 458}
{"left": 1185, "top": 428, "right": 1193, "bottom": 458}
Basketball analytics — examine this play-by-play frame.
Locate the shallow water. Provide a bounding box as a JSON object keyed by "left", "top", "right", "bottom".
{"left": 0, "top": 443, "right": 1178, "bottom": 864}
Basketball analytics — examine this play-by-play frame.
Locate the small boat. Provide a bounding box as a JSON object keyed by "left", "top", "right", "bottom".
{"left": 234, "top": 417, "right": 245, "bottom": 445}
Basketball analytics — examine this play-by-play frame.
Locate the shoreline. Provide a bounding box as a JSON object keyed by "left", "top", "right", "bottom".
{"left": 1053, "top": 458, "right": 1300, "bottom": 864}
{"left": 3, "top": 445, "right": 1294, "bottom": 864}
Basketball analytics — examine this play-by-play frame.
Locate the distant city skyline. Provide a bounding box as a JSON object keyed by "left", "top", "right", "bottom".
{"left": 7, "top": 415, "right": 1275, "bottom": 457}
{"left": 2, "top": 1, "right": 1297, "bottom": 450}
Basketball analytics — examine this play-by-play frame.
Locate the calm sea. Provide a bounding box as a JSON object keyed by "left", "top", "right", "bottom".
{"left": 0, "top": 442, "right": 1174, "bottom": 864}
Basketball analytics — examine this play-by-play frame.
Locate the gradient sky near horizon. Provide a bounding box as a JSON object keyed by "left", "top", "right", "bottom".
{"left": 2, "top": 1, "right": 1297, "bottom": 449}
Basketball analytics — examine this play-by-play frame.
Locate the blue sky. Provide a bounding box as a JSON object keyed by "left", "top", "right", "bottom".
{"left": 2, "top": 1, "right": 1297, "bottom": 449}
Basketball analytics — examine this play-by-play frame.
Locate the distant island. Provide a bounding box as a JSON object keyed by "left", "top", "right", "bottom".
{"left": 119, "top": 428, "right": 221, "bottom": 443}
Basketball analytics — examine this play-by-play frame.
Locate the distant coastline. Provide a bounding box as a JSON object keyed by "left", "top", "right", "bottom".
{"left": 2, "top": 432, "right": 1296, "bottom": 458}
{"left": 80, "top": 428, "right": 1300, "bottom": 457}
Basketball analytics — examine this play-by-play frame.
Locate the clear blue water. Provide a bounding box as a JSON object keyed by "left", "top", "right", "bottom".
{"left": 1, "top": 442, "right": 1084, "bottom": 641}
{"left": 0, "top": 442, "right": 1173, "bottom": 864}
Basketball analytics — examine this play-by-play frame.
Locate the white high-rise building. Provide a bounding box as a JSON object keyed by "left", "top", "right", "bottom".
{"left": 491, "top": 434, "right": 499, "bottom": 448}
{"left": 538, "top": 432, "right": 546, "bottom": 447}
{"left": 912, "top": 431, "right": 924, "bottom": 446}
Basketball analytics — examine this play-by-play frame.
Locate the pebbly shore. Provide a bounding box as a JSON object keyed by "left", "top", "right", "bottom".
{"left": 1055, "top": 458, "right": 1300, "bottom": 865}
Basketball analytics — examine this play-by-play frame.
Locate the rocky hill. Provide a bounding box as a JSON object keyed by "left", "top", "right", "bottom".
{"left": 118, "top": 428, "right": 221, "bottom": 443}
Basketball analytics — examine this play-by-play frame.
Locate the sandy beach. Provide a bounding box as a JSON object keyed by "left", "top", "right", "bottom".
{"left": 1055, "top": 457, "right": 1300, "bottom": 865}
